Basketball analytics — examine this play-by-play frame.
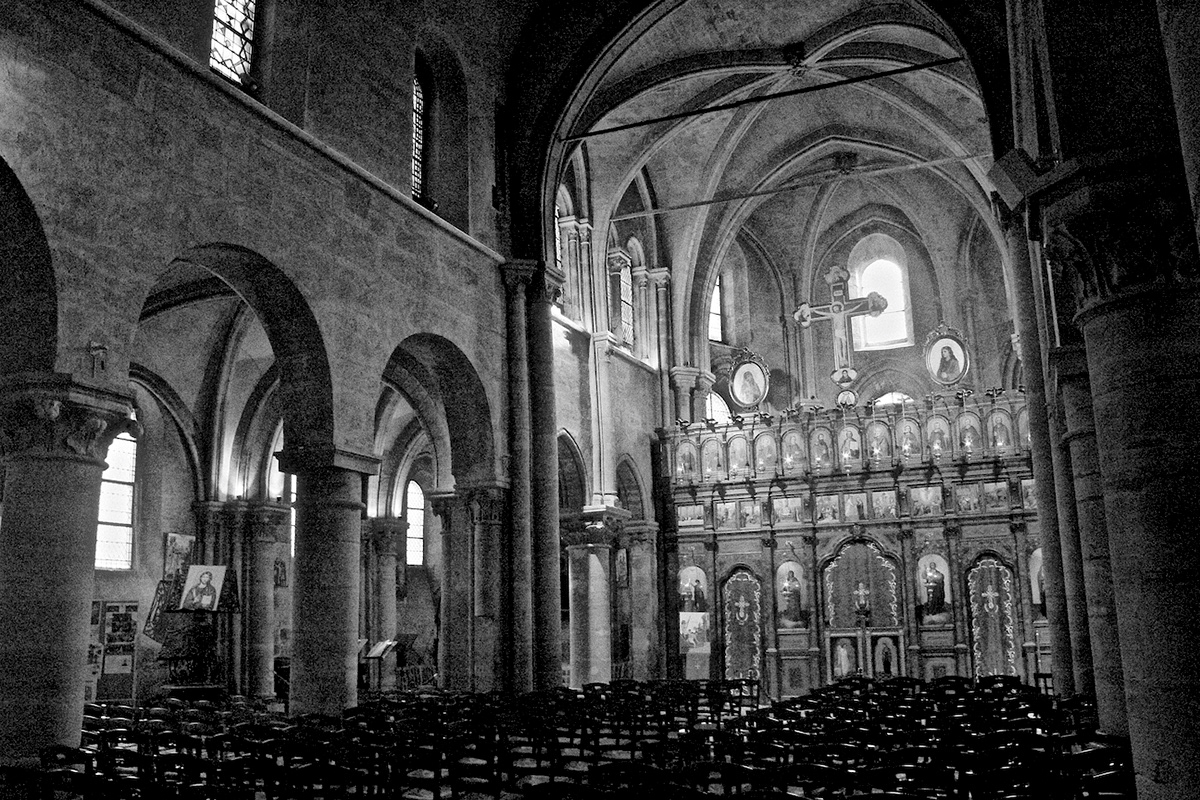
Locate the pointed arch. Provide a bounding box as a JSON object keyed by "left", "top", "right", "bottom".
{"left": 557, "top": 430, "right": 587, "bottom": 515}
{"left": 614, "top": 457, "right": 646, "bottom": 520}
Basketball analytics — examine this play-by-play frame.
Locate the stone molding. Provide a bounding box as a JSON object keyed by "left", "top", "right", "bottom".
{"left": 0, "top": 375, "right": 137, "bottom": 465}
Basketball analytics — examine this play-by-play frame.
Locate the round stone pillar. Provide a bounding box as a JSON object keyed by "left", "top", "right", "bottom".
{"left": 1045, "top": 180, "right": 1200, "bottom": 798}
{"left": 530, "top": 265, "right": 565, "bottom": 689}
{"left": 1054, "top": 348, "right": 1128, "bottom": 735}
{"left": 501, "top": 260, "right": 535, "bottom": 693}
{"left": 431, "top": 491, "right": 471, "bottom": 690}
{"left": 566, "top": 539, "right": 612, "bottom": 688}
{"left": 1048, "top": 405, "right": 1095, "bottom": 698}
{"left": 1157, "top": 0, "right": 1200, "bottom": 248}
{"left": 0, "top": 378, "right": 135, "bottom": 763}
{"left": 283, "top": 462, "right": 370, "bottom": 716}
{"left": 246, "top": 505, "right": 288, "bottom": 700}
{"left": 1004, "top": 214, "right": 1076, "bottom": 694}
{"left": 669, "top": 366, "right": 699, "bottom": 423}
{"left": 371, "top": 518, "right": 403, "bottom": 691}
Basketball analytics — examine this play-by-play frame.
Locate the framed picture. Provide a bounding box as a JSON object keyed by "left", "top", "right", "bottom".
{"left": 163, "top": 532, "right": 195, "bottom": 578}
{"left": 179, "top": 565, "right": 228, "bottom": 612}
{"left": 844, "top": 492, "right": 869, "bottom": 522}
{"left": 815, "top": 494, "right": 841, "bottom": 524}
{"left": 677, "top": 504, "right": 706, "bottom": 527}
{"left": 729, "top": 355, "right": 769, "bottom": 409}
{"left": 910, "top": 485, "right": 943, "bottom": 517}
{"left": 714, "top": 501, "right": 738, "bottom": 531}
{"left": 982, "top": 481, "right": 1010, "bottom": 511}
{"left": 871, "top": 490, "right": 898, "bottom": 519}
{"left": 924, "top": 324, "right": 969, "bottom": 386}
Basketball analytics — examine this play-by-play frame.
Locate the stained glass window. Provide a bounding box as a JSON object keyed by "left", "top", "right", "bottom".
{"left": 412, "top": 75, "right": 426, "bottom": 199}
{"left": 405, "top": 481, "right": 425, "bottom": 566}
{"left": 210, "top": 0, "right": 257, "bottom": 84}
{"left": 96, "top": 431, "right": 137, "bottom": 569}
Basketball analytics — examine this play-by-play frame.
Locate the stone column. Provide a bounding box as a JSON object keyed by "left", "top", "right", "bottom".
{"left": 566, "top": 506, "right": 627, "bottom": 687}
{"left": 622, "top": 524, "right": 659, "bottom": 681}
{"left": 0, "top": 377, "right": 135, "bottom": 762}
{"left": 501, "top": 260, "right": 536, "bottom": 693}
{"left": 370, "top": 518, "right": 404, "bottom": 691}
{"left": 1157, "top": 0, "right": 1200, "bottom": 248}
{"left": 649, "top": 269, "right": 672, "bottom": 425}
{"left": 1002, "top": 210, "right": 1075, "bottom": 694}
{"left": 1045, "top": 179, "right": 1200, "bottom": 798}
{"left": 431, "top": 491, "right": 471, "bottom": 690}
{"left": 589, "top": 331, "right": 619, "bottom": 507}
{"left": 669, "top": 366, "right": 699, "bottom": 422}
{"left": 469, "top": 485, "right": 506, "bottom": 692}
{"left": 1048, "top": 403, "right": 1095, "bottom": 698}
{"left": 530, "top": 264, "right": 566, "bottom": 689}
{"left": 246, "top": 505, "right": 289, "bottom": 699}
{"left": 1053, "top": 347, "right": 1128, "bottom": 735}
{"left": 279, "top": 453, "right": 375, "bottom": 717}
{"left": 693, "top": 371, "right": 715, "bottom": 423}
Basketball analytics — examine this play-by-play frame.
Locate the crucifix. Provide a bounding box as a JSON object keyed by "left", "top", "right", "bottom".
{"left": 982, "top": 583, "right": 1000, "bottom": 613}
{"left": 793, "top": 264, "right": 888, "bottom": 389}
{"left": 734, "top": 595, "right": 751, "bottom": 624}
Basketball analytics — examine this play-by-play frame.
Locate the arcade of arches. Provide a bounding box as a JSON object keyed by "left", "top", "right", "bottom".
{"left": 1, "top": 0, "right": 1199, "bottom": 797}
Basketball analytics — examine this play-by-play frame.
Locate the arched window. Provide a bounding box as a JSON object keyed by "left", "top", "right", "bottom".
{"left": 266, "top": 424, "right": 296, "bottom": 556}
{"left": 705, "top": 391, "right": 732, "bottom": 423}
{"left": 404, "top": 481, "right": 425, "bottom": 566}
{"left": 708, "top": 276, "right": 724, "bottom": 342}
{"left": 849, "top": 234, "right": 913, "bottom": 350}
{"left": 210, "top": 0, "right": 258, "bottom": 87}
{"left": 96, "top": 429, "right": 137, "bottom": 569}
{"left": 411, "top": 72, "right": 428, "bottom": 201}
{"left": 872, "top": 391, "right": 915, "bottom": 409}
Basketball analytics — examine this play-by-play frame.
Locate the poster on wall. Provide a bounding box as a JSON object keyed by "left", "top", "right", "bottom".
{"left": 98, "top": 601, "right": 138, "bottom": 701}
{"left": 85, "top": 601, "right": 103, "bottom": 702}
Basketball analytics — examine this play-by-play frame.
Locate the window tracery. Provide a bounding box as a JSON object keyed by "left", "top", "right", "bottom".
{"left": 210, "top": 0, "right": 257, "bottom": 85}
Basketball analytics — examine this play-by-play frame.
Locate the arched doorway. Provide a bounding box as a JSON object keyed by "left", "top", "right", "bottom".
{"left": 822, "top": 539, "right": 905, "bottom": 681}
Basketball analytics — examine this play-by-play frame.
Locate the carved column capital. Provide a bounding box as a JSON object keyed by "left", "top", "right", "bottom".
{"left": 669, "top": 365, "right": 700, "bottom": 390}
{"left": 607, "top": 248, "right": 632, "bottom": 275}
{"left": 648, "top": 268, "right": 670, "bottom": 289}
{"left": 248, "top": 503, "right": 290, "bottom": 544}
{"left": 500, "top": 259, "right": 539, "bottom": 291}
{"left": 531, "top": 264, "right": 566, "bottom": 305}
{"left": 1043, "top": 179, "right": 1200, "bottom": 320}
{"left": 428, "top": 490, "right": 461, "bottom": 526}
{"left": 0, "top": 375, "right": 137, "bottom": 466}
{"left": 694, "top": 370, "right": 716, "bottom": 393}
{"left": 464, "top": 484, "right": 507, "bottom": 526}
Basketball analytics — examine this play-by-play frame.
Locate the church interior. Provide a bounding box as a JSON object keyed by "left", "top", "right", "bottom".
{"left": 1, "top": 0, "right": 1198, "bottom": 797}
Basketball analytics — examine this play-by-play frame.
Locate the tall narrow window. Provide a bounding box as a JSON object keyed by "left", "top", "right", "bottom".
{"left": 554, "top": 205, "right": 563, "bottom": 272}
{"left": 411, "top": 75, "right": 427, "bottom": 200}
{"left": 708, "top": 277, "right": 724, "bottom": 342}
{"left": 405, "top": 481, "right": 425, "bottom": 566}
{"left": 849, "top": 233, "right": 914, "bottom": 350}
{"left": 210, "top": 0, "right": 257, "bottom": 85}
{"left": 619, "top": 265, "right": 635, "bottom": 344}
{"left": 96, "top": 430, "right": 137, "bottom": 569}
{"left": 267, "top": 425, "right": 297, "bottom": 556}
